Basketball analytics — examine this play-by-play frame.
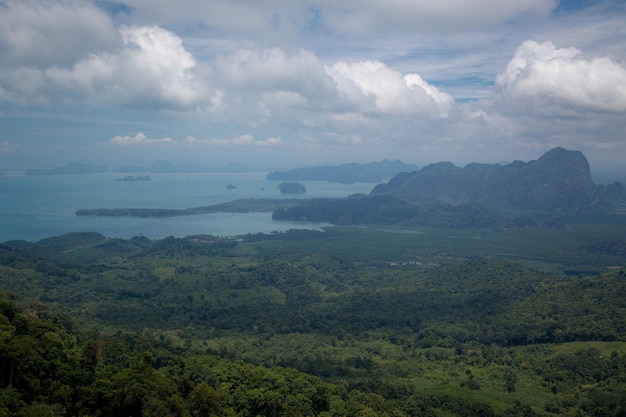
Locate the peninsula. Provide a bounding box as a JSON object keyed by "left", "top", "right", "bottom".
{"left": 75, "top": 198, "right": 306, "bottom": 218}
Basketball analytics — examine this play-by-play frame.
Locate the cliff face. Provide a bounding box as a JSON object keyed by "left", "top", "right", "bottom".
{"left": 371, "top": 147, "right": 603, "bottom": 212}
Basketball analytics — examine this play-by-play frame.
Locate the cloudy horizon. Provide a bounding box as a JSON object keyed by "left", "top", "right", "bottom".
{"left": 1, "top": 0, "right": 625, "bottom": 174}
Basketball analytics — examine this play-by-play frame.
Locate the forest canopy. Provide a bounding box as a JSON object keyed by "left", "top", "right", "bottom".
{"left": 1, "top": 222, "right": 626, "bottom": 416}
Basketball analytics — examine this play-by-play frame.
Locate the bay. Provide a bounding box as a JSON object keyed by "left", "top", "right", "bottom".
{"left": 0, "top": 172, "right": 376, "bottom": 242}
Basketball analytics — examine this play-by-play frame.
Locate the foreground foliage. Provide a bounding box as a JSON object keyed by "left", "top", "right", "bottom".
{"left": 1, "top": 225, "right": 626, "bottom": 416}
{"left": 2, "top": 294, "right": 626, "bottom": 417}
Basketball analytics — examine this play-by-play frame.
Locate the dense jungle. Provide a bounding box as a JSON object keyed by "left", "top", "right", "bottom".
{"left": 1, "top": 213, "right": 626, "bottom": 416}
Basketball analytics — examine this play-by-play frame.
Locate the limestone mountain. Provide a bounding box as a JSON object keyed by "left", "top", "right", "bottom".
{"left": 371, "top": 147, "right": 604, "bottom": 212}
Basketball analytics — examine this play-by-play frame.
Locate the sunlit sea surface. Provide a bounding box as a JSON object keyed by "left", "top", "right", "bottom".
{"left": 0, "top": 172, "right": 377, "bottom": 242}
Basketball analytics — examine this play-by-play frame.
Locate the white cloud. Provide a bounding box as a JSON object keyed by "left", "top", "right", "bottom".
{"left": 496, "top": 40, "right": 626, "bottom": 113}
{"left": 0, "top": 140, "right": 22, "bottom": 154}
{"left": 215, "top": 48, "right": 337, "bottom": 108}
{"left": 108, "top": 133, "right": 176, "bottom": 146}
{"left": 0, "top": 24, "right": 206, "bottom": 111}
{"left": 326, "top": 61, "right": 454, "bottom": 117}
{"left": 436, "top": 39, "right": 626, "bottom": 166}
{"left": 45, "top": 25, "right": 204, "bottom": 110}
{"left": 108, "top": 133, "right": 283, "bottom": 149}
{"left": 405, "top": 73, "right": 455, "bottom": 117}
{"left": 1, "top": 1, "right": 625, "bottom": 170}
{"left": 201, "top": 48, "right": 455, "bottom": 130}
{"left": 0, "top": 12, "right": 455, "bottom": 124}
{"left": 182, "top": 135, "right": 283, "bottom": 147}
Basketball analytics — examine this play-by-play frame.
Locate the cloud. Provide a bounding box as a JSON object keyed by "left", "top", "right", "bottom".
{"left": 0, "top": 2, "right": 207, "bottom": 110}
{"left": 205, "top": 48, "right": 454, "bottom": 128}
{"left": 496, "top": 40, "right": 626, "bottom": 114}
{"left": 118, "top": 0, "right": 557, "bottom": 38}
{"left": 326, "top": 61, "right": 454, "bottom": 117}
{"left": 0, "top": 140, "right": 22, "bottom": 154}
{"left": 0, "top": 9, "right": 454, "bottom": 125}
{"left": 0, "top": 0, "right": 118, "bottom": 68}
{"left": 108, "top": 133, "right": 283, "bottom": 149}
{"left": 45, "top": 25, "right": 204, "bottom": 110}
{"left": 317, "top": 0, "right": 558, "bottom": 34}
{"left": 2, "top": 1, "right": 624, "bottom": 170}
{"left": 182, "top": 135, "right": 283, "bottom": 147}
{"left": 0, "top": 67, "right": 47, "bottom": 106}
{"left": 212, "top": 47, "right": 337, "bottom": 121}
{"left": 438, "top": 39, "right": 626, "bottom": 165}
{"left": 108, "top": 133, "right": 176, "bottom": 146}
{"left": 216, "top": 48, "right": 335, "bottom": 99}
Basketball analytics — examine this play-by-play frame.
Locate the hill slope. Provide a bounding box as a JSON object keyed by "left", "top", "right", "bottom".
{"left": 3, "top": 231, "right": 626, "bottom": 416}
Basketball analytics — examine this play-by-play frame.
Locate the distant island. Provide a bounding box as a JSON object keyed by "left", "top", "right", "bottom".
{"left": 116, "top": 161, "right": 251, "bottom": 173}
{"left": 25, "top": 161, "right": 253, "bottom": 175}
{"left": 278, "top": 182, "right": 306, "bottom": 194}
{"left": 26, "top": 163, "right": 108, "bottom": 176}
{"left": 267, "top": 159, "right": 418, "bottom": 183}
{"left": 116, "top": 175, "right": 151, "bottom": 182}
{"left": 24, "top": 159, "right": 418, "bottom": 178}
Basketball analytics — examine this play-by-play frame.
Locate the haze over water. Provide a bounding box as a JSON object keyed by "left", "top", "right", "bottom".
{"left": 0, "top": 172, "right": 375, "bottom": 242}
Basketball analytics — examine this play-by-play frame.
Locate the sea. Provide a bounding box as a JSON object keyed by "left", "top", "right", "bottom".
{"left": 0, "top": 171, "right": 377, "bottom": 243}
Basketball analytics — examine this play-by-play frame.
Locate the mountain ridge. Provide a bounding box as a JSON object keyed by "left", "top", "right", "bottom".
{"left": 371, "top": 147, "right": 605, "bottom": 212}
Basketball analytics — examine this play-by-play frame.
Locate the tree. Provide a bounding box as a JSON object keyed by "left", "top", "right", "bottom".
{"left": 189, "top": 382, "right": 221, "bottom": 417}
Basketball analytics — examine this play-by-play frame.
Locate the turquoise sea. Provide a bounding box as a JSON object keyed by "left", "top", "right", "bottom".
{"left": 0, "top": 172, "right": 376, "bottom": 242}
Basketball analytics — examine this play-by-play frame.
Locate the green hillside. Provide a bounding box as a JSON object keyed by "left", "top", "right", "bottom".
{"left": 1, "top": 225, "right": 626, "bottom": 416}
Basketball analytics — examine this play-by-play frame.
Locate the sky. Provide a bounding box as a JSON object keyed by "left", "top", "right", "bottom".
{"left": 1, "top": 0, "right": 625, "bottom": 174}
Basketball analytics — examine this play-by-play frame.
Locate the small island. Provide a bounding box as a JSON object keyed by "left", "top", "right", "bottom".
{"left": 116, "top": 175, "right": 151, "bottom": 182}
{"left": 277, "top": 182, "right": 306, "bottom": 194}
{"left": 226, "top": 184, "right": 237, "bottom": 189}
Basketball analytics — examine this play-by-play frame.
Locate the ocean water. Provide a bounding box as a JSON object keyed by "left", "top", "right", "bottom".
{"left": 0, "top": 172, "right": 376, "bottom": 242}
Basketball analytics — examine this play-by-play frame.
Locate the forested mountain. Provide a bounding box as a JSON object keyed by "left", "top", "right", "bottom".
{"left": 2, "top": 228, "right": 626, "bottom": 416}
{"left": 272, "top": 194, "right": 515, "bottom": 229}
{"left": 267, "top": 159, "right": 418, "bottom": 183}
{"left": 271, "top": 148, "right": 626, "bottom": 228}
{"left": 371, "top": 147, "right": 606, "bottom": 212}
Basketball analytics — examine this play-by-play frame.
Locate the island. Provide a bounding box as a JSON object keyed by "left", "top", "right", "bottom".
{"left": 75, "top": 198, "right": 306, "bottom": 218}
{"left": 267, "top": 159, "right": 418, "bottom": 183}
{"left": 26, "top": 162, "right": 109, "bottom": 176}
{"left": 116, "top": 175, "right": 151, "bottom": 182}
{"left": 277, "top": 182, "right": 306, "bottom": 194}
